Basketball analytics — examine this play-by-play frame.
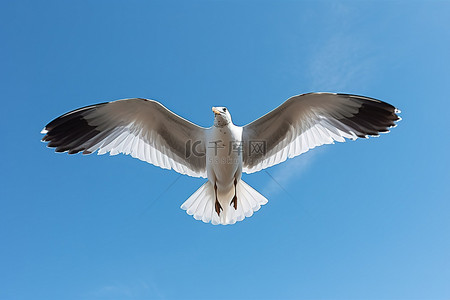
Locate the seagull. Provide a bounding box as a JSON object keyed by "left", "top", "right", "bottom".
{"left": 41, "top": 93, "right": 400, "bottom": 225}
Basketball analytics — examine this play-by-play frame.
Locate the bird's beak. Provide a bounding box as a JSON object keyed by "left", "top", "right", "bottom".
{"left": 212, "top": 107, "right": 221, "bottom": 115}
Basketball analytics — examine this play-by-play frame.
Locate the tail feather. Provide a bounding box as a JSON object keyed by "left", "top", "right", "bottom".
{"left": 180, "top": 181, "right": 214, "bottom": 223}
{"left": 181, "top": 180, "right": 268, "bottom": 225}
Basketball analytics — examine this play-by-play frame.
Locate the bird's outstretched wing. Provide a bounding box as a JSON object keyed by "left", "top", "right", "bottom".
{"left": 242, "top": 93, "right": 401, "bottom": 173}
{"left": 41, "top": 98, "right": 207, "bottom": 178}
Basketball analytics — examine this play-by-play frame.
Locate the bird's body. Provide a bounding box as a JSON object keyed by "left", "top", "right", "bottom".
{"left": 206, "top": 120, "right": 242, "bottom": 193}
{"left": 41, "top": 93, "right": 400, "bottom": 225}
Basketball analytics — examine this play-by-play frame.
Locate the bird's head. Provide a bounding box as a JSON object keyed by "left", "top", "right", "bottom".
{"left": 212, "top": 106, "right": 232, "bottom": 127}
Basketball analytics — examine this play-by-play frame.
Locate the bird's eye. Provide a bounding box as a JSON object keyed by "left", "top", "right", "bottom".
{"left": 223, "top": 108, "right": 227, "bottom": 112}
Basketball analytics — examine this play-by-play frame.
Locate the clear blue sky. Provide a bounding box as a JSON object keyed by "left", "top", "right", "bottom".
{"left": 1, "top": 1, "right": 449, "bottom": 299}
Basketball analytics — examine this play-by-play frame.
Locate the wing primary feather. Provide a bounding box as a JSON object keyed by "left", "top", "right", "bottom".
{"left": 41, "top": 99, "right": 207, "bottom": 178}
{"left": 242, "top": 93, "right": 400, "bottom": 173}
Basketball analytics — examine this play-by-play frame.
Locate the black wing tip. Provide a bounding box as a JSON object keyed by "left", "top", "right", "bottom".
{"left": 340, "top": 95, "right": 401, "bottom": 138}
{"left": 41, "top": 103, "right": 104, "bottom": 155}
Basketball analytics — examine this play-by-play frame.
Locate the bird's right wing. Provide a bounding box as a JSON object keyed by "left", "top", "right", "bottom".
{"left": 242, "top": 93, "right": 401, "bottom": 173}
{"left": 41, "top": 98, "right": 207, "bottom": 178}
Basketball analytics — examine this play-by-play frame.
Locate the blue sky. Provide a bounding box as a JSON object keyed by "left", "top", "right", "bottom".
{"left": 1, "top": 1, "right": 449, "bottom": 299}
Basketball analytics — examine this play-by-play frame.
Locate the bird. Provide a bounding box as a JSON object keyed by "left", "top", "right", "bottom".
{"left": 41, "top": 92, "right": 401, "bottom": 225}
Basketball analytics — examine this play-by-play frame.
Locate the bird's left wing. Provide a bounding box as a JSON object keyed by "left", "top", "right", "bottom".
{"left": 41, "top": 98, "right": 207, "bottom": 178}
{"left": 242, "top": 93, "right": 401, "bottom": 174}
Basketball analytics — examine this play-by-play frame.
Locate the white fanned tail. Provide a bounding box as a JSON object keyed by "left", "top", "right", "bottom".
{"left": 181, "top": 180, "right": 268, "bottom": 225}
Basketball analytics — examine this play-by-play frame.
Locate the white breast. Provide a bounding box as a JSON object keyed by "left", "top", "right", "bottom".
{"left": 206, "top": 124, "right": 243, "bottom": 192}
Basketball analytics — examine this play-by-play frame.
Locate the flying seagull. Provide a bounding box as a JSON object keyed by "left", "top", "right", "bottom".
{"left": 41, "top": 93, "right": 400, "bottom": 225}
